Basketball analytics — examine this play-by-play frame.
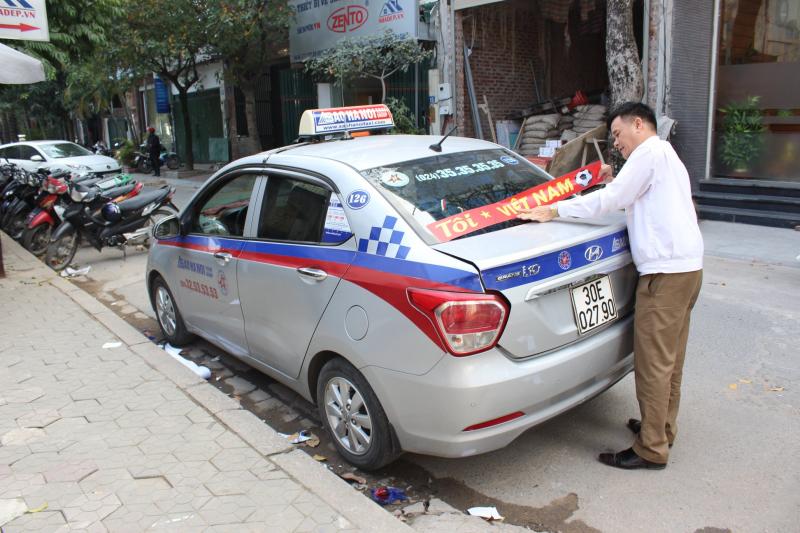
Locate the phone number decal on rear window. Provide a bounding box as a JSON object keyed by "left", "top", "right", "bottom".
{"left": 415, "top": 159, "right": 506, "bottom": 182}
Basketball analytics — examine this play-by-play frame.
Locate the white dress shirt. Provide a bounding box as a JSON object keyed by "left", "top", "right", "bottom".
{"left": 557, "top": 135, "right": 704, "bottom": 275}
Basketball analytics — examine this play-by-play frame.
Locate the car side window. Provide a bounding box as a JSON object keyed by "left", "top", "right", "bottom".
{"left": 192, "top": 174, "right": 258, "bottom": 237}
{"left": 0, "top": 146, "right": 19, "bottom": 159}
{"left": 17, "top": 145, "right": 40, "bottom": 160}
{"left": 257, "top": 176, "right": 334, "bottom": 243}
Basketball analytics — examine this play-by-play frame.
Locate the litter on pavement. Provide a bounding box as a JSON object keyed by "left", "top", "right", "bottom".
{"left": 467, "top": 506, "right": 504, "bottom": 521}
{"left": 161, "top": 343, "right": 211, "bottom": 379}
{"left": 101, "top": 341, "right": 122, "bottom": 349}
{"left": 370, "top": 486, "right": 407, "bottom": 505}
{"left": 60, "top": 265, "right": 91, "bottom": 278}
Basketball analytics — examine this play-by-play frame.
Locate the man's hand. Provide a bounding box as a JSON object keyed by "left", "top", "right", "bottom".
{"left": 600, "top": 163, "right": 614, "bottom": 184}
{"left": 517, "top": 205, "right": 557, "bottom": 223}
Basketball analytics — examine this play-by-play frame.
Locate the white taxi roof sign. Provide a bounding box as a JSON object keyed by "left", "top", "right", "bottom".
{"left": 298, "top": 104, "right": 394, "bottom": 136}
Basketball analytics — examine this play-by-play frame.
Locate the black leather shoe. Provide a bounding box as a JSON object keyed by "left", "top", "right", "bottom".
{"left": 627, "top": 419, "right": 673, "bottom": 448}
{"left": 598, "top": 447, "right": 666, "bottom": 470}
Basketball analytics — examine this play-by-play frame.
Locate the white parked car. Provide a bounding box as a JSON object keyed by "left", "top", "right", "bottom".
{"left": 0, "top": 140, "right": 121, "bottom": 175}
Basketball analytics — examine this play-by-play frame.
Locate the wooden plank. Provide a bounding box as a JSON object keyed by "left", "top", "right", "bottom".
{"left": 546, "top": 124, "right": 607, "bottom": 177}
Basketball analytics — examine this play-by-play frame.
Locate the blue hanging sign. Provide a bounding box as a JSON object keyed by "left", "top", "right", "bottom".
{"left": 154, "top": 77, "right": 171, "bottom": 114}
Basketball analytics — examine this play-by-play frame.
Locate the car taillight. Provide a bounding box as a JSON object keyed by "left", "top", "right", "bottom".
{"left": 407, "top": 288, "right": 509, "bottom": 356}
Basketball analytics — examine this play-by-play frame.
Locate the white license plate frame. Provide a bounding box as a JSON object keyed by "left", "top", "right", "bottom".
{"left": 570, "top": 275, "right": 618, "bottom": 335}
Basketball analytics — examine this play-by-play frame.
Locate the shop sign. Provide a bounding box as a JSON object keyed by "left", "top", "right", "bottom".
{"left": 154, "top": 77, "right": 171, "bottom": 114}
{"left": 0, "top": 0, "right": 49, "bottom": 42}
{"left": 289, "top": 0, "right": 417, "bottom": 62}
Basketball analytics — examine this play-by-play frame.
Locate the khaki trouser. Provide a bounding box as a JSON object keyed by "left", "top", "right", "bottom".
{"left": 632, "top": 270, "right": 703, "bottom": 464}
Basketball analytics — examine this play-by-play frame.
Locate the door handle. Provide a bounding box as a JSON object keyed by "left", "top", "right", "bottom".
{"left": 297, "top": 267, "right": 328, "bottom": 281}
{"left": 213, "top": 252, "right": 232, "bottom": 263}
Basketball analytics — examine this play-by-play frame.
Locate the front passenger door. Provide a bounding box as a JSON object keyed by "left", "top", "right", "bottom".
{"left": 173, "top": 172, "right": 260, "bottom": 356}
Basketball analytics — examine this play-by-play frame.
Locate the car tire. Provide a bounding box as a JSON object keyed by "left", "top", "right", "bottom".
{"left": 151, "top": 276, "right": 194, "bottom": 346}
{"left": 316, "top": 358, "right": 398, "bottom": 470}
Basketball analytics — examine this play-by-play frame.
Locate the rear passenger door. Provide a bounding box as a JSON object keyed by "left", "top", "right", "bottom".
{"left": 238, "top": 172, "right": 356, "bottom": 379}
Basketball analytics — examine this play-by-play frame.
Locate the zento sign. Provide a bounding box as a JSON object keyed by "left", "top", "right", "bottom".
{"left": 0, "top": 0, "right": 49, "bottom": 42}
{"left": 327, "top": 5, "right": 368, "bottom": 33}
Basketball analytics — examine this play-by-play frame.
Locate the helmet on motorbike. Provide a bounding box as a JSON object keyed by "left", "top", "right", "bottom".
{"left": 101, "top": 202, "right": 122, "bottom": 222}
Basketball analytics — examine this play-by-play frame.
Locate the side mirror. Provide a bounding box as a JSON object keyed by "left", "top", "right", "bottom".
{"left": 153, "top": 215, "right": 181, "bottom": 240}
{"left": 30, "top": 154, "right": 44, "bottom": 162}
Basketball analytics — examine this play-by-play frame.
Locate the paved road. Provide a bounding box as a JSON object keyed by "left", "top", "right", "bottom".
{"left": 57, "top": 173, "right": 800, "bottom": 532}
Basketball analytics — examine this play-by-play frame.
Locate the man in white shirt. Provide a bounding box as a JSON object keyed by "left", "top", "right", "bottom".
{"left": 518, "top": 102, "right": 704, "bottom": 470}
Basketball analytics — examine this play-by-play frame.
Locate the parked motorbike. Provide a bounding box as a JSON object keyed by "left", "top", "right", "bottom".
{"left": 92, "top": 141, "right": 112, "bottom": 157}
{"left": 21, "top": 173, "right": 144, "bottom": 257}
{"left": 1, "top": 167, "right": 46, "bottom": 239}
{"left": 44, "top": 184, "right": 178, "bottom": 271}
{"left": 134, "top": 144, "right": 179, "bottom": 173}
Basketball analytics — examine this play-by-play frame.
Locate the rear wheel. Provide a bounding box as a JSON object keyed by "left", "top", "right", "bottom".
{"left": 21, "top": 224, "right": 52, "bottom": 257}
{"left": 165, "top": 154, "right": 179, "bottom": 170}
{"left": 317, "top": 358, "right": 398, "bottom": 470}
{"left": 44, "top": 226, "right": 80, "bottom": 271}
{"left": 151, "top": 277, "right": 193, "bottom": 346}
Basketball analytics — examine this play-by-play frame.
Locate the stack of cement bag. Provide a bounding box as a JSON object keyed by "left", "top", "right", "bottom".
{"left": 517, "top": 114, "right": 560, "bottom": 157}
{"left": 561, "top": 104, "right": 606, "bottom": 141}
{"left": 558, "top": 114, "right": 577, "bottom": 142}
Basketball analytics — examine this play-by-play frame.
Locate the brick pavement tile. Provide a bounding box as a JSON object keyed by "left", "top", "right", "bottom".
{"left": 203, "top": 470, "right": 258, "bottom": 496}
{"left": 43, "top": 459, "right": 98, "bottom": 483}
{"left": 21, "top": 480, "right": 83, "bottom": 511}
{"left": 114, "top": 477, "right": 172, "bottom": 506}
{"left": 249, "top": 462, "right": 288, "bottom": 481}
{"left": 103, "top": 426, "right": 150, "bottom": 449}
{"left": 10, "top": 452, "right": 60, "bottom": 475}
{"left": 0, "top": 472, "right": 45, "bottom": 499}
{"left": 210, "top": 446, "right": 264, "bottom": 472}
{"left": 16, "top": 409, "right": 61, "bottom": 429}
{"left": 162, "top": 460, "right": 220, "bottom": 489}
{"left": 125, "top": 452, "right": 179, "bottom": 479}
{"left": 245, "top": 503, "right": 305, "bottom": 531}
{"left": 213, "top": 430, "right": 248, "bottom": 450}
{"left": 145, "top": 415, "right": 193, "bottom": 436}
{"left": 1, "top": 510, "right": 67, "bottom": 532}
{"left": 171, "top": 440, "right": 222, "bottom": 463}
{"left": 2, "top": 386, "right": 45, "bottom": 404}
{"left": 152, "top": 485, "right": 213, "bottom": 514}
{"left": 1, "top": 428, "right": 46, "bottom": 446}
{"left": 43, "top": 417, "right": 89, "bottom": 439}
{"left": 184, "top": 384, "right": 242, "bottom": 415}
{"left": 195, "top": 494, "right": 257, "bottom": 525}
{"left": 180, "top": 421, "right": 227, "bottom": 445}
{"left": 78, "top": 468, "right": 134, "bottom": 494}
{"left": 214, "top": 409, "right": 294, "bottom": 456}
{"left": 247, "top": 478, "right": 303, "bottom": 507}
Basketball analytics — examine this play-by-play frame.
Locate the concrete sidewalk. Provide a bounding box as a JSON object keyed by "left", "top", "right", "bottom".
{"left": 0, "top": 236, "right": 412, "bottom": 532}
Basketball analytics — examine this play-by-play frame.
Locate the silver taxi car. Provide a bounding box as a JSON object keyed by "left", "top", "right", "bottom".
{"left": 147, "top": 105, "right": 635, "bottom": 470}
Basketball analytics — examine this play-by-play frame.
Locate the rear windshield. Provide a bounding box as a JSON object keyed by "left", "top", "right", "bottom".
{"left": 361, "top": 149, "right": 551, "bottom": 243}
{"left": 39, "top": 143, "right": 92, "bottom": 158}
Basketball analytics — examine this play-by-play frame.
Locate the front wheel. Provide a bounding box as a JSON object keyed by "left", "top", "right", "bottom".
{"left": 316, "top": 358, "right": 398, "bottom": 470}
{"left": 3, "top": 211, "right": 28, "bottom": 240}
{"left": 151, "top": 277, "right": 193, "bottom": 346}
{"left": 44, "top": 226, "right": 80, "bottom": 271}
{"left": 165, "top": 154, "right": 179, "bottom": 170}
{"left": 21, "top": 223, "right": 52, "bottom": 257}
{"left": 137, "top": 157, "right": 152, "bottom": 174}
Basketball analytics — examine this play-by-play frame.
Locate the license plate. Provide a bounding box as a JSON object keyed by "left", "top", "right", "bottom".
{"left": 570, "top": 276, "right": 618, "bottom": 334}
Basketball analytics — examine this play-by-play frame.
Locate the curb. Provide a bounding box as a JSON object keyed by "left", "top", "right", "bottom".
{"left": 0, "top": 233, "right": 414, "bottom": 533}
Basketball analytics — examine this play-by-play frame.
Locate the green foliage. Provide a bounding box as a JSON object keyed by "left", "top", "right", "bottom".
{"left": 305, "top": 30, "right": 433, "bottom": 102}
{"left": 718, "top": 96, "right": 767, "bottom": 171}
{"left": 116, "top": 139, "right": 137, "bottom": 166}
{"left": 385, "top": 97, "right": 423, "bottom": 135}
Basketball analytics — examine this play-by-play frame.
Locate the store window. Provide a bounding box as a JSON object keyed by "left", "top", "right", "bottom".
{"left": 713, "top": 0, "right": 800, "bottom": 181}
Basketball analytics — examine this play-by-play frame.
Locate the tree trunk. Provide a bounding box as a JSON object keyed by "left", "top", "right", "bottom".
{"left": 606, "top": 0, "right": 644, "bottom": 168}
{"left": 239, "top": 83, "right": 262, "bottom": 156}
{"left": 178, "top": 90, "right": 194, "bottom": 170}
{"left": 379, "top": 77, "right": 387, "bottom": 104}
{"left": 606, "top": 0, "right": 643, "bottom": 107}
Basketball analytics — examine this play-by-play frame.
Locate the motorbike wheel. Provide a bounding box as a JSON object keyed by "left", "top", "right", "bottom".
{"left": 166, "top": 155, "right": 179, "bottom": 170}
{"left": 21, "top": 224, "right": 52, "bottom": 257}
{"left": 45, "top": 226, "right": 81, "bottom": 272}
{"left": 138, "top": 158, "right": 153, "bottom": 174}
{"left": 4, "top": 211, "right": 29, "bottom": 240}
{"left": 143, "top": 208, "right": 178, "bottom": 249}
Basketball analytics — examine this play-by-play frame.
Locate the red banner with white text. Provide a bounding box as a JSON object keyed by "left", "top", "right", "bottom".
{"left": 427, "top": 161, "right": 602, "bottom": 242}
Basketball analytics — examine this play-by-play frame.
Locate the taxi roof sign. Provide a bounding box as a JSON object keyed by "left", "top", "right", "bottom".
{"left": 298, "top": 104, "right": 394, "bottom": 137}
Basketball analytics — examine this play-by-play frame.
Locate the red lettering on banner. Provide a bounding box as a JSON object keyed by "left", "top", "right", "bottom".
{"left": 426, "top": 161, "right": 602, "bottom": 242}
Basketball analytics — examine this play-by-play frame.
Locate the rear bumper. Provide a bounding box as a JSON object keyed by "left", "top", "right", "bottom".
{"left": 362, "top": 314, "right": 634, "bottom": 458}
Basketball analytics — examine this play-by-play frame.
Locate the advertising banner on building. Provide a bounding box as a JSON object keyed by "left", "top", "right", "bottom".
{"left": 154, "top": 77, "right": 171, "bottom": 114}
{"left": 289, "top": 0, "right": 418, "bottom": 62}
{"left": 0, "top": 0, "right": 49, "bottom": 42}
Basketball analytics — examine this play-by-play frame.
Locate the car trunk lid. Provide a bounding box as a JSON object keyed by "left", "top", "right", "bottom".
{"left": 432, "top": 214, "right": 637, "bottom": 358}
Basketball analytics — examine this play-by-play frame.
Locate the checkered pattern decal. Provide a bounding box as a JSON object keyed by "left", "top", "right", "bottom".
{"left": 357, "top": 216, "right": 411, "bottom": 259}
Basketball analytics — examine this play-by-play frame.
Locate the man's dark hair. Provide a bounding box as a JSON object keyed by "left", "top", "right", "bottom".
{"left": 607, "top": 102, "right": 657, "bottom": 131}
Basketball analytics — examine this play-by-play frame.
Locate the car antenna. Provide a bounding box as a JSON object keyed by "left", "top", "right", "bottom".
{"left": 429, "top": 125, "right": 458, "bottom": 153}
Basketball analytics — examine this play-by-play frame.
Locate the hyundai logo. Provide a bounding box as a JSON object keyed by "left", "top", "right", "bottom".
{"left": 584, "top": 245, "right": 603, "bottom": 262}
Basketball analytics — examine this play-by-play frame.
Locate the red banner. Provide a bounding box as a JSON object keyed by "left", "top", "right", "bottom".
{"left": 427, "top": 161, "right": 602, "bottom": 242}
